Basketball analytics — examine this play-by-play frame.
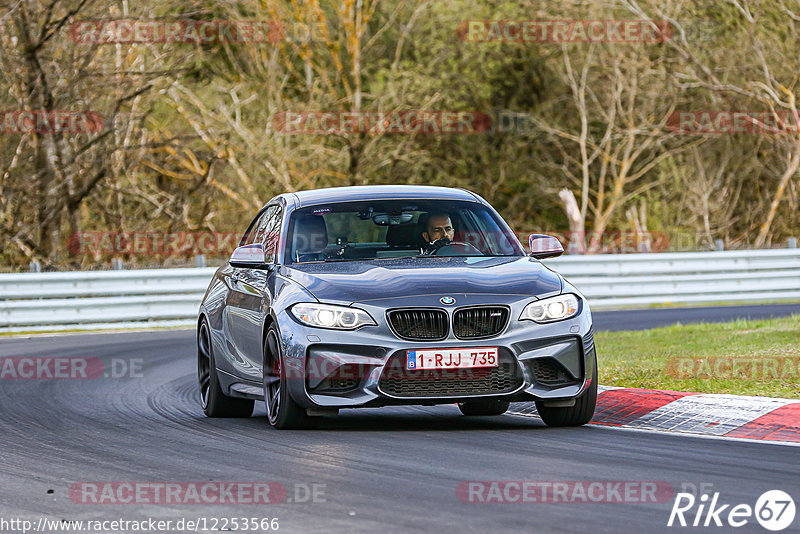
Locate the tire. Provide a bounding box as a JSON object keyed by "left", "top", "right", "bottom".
{"left": 263, "top": 325, "right": 320, "bottom": 430}
{"left": 458, "top": 399, "right": 510, "bottom": 416}
{"left": 197, "top": 318, "right": 254, "bottom": 418}
{"left": 535, "top": 359, "right": 598, "bottom": 427}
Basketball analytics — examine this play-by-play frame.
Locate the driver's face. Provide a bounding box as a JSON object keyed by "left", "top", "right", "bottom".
{"left": 423, "top": 215, "right": 454, "bottom": 243}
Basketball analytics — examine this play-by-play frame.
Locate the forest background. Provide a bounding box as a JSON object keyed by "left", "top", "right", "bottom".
{"left": 2, "top": 0, "right": 799, "bottom": 269}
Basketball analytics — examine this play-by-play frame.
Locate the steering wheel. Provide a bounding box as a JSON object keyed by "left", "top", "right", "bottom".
{"left": 423, "top": 238, "right": 483, "bottom": 256}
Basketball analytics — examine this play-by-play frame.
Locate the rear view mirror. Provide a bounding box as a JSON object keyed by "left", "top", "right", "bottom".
{"left": 372, "top": 212, "right": 415, "bottom": 226}
{"left": 528, "top": 234, "right": 564, "bottom": 259}
{"left": 230, "top": 243, "right": 267, "bottom": 267}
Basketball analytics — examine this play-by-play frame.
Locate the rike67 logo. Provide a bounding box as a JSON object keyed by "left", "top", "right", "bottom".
{"left": 668, "top": 490, "right": 795, "bottom": 531}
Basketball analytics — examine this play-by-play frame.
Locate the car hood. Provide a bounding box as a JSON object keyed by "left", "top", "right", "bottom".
{"left": 281, "top": 256, "right": 562, "bottom": 304}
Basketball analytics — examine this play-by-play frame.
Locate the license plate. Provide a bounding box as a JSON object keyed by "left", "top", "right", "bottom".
{"left": 406, "top": 347, "right": 499, "bottom": 370}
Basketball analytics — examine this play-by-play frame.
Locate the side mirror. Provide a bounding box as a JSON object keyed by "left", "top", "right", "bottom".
{"left": 529, "top": 234, "right": 564, "bottom": 259}
{"left": 230, "top": 243, "right": 268, "bottom": 268}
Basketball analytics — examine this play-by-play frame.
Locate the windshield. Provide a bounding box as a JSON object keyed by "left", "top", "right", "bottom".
{"left": 285, "top": 199, "right": 525, "bottom": 264}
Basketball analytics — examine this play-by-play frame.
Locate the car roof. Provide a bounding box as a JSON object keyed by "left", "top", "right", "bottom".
{"left": 287, "top": 185, "right": 481, "bottom": 208}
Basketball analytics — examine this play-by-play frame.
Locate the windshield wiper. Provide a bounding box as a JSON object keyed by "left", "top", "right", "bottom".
{"left": 412, "top": 255, "right": 485, "bottom": 259}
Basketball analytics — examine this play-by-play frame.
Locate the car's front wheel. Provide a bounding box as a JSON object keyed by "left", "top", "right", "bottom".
{"left": 263, "top": 325, "right": 320, "bottom": 430}
{"left": 535, "top": 360, "right": 598, "bottom": 427}
{"left": 458, "top": 399, "right": 510, "bottom": 416}
{"left": 197, "top": 318, "right": 254, "bottom": 418}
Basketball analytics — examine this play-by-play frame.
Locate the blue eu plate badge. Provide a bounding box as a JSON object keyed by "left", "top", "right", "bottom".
{"left": 407, "top": 350, "right": 417, "bottom": 369}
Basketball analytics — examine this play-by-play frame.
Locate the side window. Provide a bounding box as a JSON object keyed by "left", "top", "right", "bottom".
{"left": 256, "top": 206, "right": 282, "bottom": 263}
{"left": 239, "top": 210, "right": 268, "bottom": 247}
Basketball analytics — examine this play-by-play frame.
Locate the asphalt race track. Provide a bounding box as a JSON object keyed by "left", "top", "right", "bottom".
{"left": 1, "top": 306, "right": 799, "bottom": 533}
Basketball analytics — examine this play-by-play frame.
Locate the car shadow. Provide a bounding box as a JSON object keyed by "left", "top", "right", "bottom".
{"left": 242, "top": 404, "right": 558, "bottom": 432}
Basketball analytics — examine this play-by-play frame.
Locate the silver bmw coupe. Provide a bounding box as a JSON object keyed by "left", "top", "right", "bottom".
{"left": 198, "top": 185, "right": 597, "bottom": 429}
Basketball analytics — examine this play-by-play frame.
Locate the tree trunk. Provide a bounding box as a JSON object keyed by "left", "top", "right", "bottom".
{"left": 755, "top": 148, "right": 800, "bottom": 248}
{"left": 559, "top": 188, "right": 585, "bottom": 253}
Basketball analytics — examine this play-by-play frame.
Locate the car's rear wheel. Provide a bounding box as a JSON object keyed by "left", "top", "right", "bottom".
{"left": 263, "top": 325, "right": 320, "bottom": 430}
{"left": 197, "top": 318, "right": 254, "bottom": 418}
{"left": 458, "top": 399, "right": 510, "bottom": 416}
{"left": 535, "top": 360, "right": 598, "bottom": 427}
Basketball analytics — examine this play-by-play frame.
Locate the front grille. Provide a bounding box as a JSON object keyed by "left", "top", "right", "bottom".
{"left": 388, "top": 309, "right": 448, "bottom": 340}
{"left": 531, "top": 358, "right": 571, "bottom": 385}
{"left": 453, "top": 306, "right": 509, "bottom": 339}
{"left": 378, "top": 350, "right": 522, "bottom": 397}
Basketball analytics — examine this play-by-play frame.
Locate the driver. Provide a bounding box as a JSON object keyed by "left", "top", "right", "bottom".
{"left": 421, "top": 213, "right": 455, "bottom": 244}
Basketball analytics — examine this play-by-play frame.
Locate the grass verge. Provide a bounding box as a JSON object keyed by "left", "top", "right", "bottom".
{"left": 0, "top": 324, "right": 193, "bottom": 337}
{"left": 596, "top": 315, "right": 800, "bottom": 399}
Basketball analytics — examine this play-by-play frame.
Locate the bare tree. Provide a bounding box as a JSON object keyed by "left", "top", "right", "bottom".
{"left": 533, "top": 42, "right": 694, "bottom": 252}
{"left": 620, "top": 0, "right": 800, "bottom": 247}
{"left": 0, "top": 0, "right": 159, "bottom": 265}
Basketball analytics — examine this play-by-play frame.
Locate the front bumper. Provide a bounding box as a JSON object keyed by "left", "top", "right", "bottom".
{"left": 277, "top": 293, "right": 597, "bottom": 409}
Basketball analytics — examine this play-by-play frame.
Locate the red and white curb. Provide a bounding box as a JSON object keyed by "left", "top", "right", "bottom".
{"left": 510, "top": 386, "right": 800, "bottom": 444}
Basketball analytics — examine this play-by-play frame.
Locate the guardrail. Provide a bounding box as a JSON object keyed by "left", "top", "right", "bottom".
{"left": 0, "top": 268, "right": 216, "bottom": 332}
{"left": 548, "top": 248, "right": 800, "bottom": 308}
{"left": 1, "top": 249, "right": 799, "bottom": 332}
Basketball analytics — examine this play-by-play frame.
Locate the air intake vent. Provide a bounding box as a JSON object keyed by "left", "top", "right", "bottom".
{"left": 532, "top": 359, "right": 572, "bottom": 385}
{"left": 583, "top": 328, "right": 594, "bottom": 353}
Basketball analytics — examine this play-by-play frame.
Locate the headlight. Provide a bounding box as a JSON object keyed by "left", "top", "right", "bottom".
{"left": 519, "top": 294, "right": 580, "bottom": 323}
{"left": 290, "top": 303, "right": 376, "bottom": 330}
